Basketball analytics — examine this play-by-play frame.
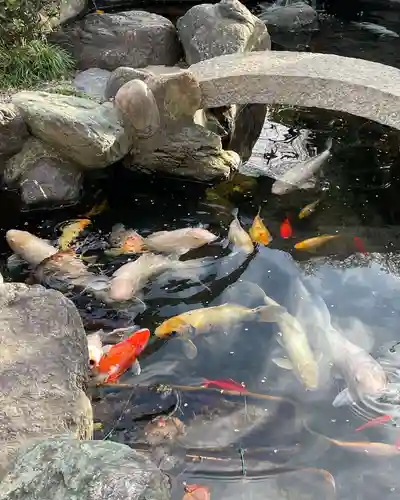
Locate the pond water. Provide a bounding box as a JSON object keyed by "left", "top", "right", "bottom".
{"left": 4, "top": 2, "right": 400, "bottom": 499}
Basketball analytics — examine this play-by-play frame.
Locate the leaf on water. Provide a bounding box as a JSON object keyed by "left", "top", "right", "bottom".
{"left": 93, "top": 422, "right": 103, "bottom": 431}
{"left": 183, "top": 484, "right": 211, "bottom": 500}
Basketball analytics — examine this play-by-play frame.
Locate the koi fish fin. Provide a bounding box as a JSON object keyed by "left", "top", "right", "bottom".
{"left": 254, "top": 304, "right": 286, "bottom": 323}
{"left": 325, "top": 136, "right": 333, "bottom": 151}
{"left": 276, "top": 333, "right": 284, "bottom": 347}
{"left": 272, "top": 357, "right": 293, "bottom": 370}
{"left": 181, "top": 339, "right": 198, "bottom": 359}
{"left": 87, "top": 332, "right": 103, "bottom": 351}
{"left": 104, "top": 248, "right": 124, "bottom": 257}
{"left": 102, "top": 344, "right": 113, "bottom": 354}
{"left": 332, "top": 388, "right": 355, "bottom": 408}
{"left": 231, "top": 208, "right": 239, "bottom": 220}
{"left": 131, "top": 359, "right": 141, "bottom": 376}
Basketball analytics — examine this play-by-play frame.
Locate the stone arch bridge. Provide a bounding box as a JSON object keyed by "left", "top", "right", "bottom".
{"left": 189, "top": 51, "right": 400, "bottom": 131}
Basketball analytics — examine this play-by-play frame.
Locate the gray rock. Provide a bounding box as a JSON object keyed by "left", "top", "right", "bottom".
{"left": 116, "top": 68, "right": 239, "bottom": 180}
{"left": 125, "top": 124, "right": 241, "bottom": 180}
{"left": 177, "top": 0, "right": 271, "bottom": 163}
{"left": 177, "top": 0, "right": 271, "bottom": 65}
{"left": 12, "top": 91, "right": 131, "bottom": 169}
{"left": 0, "top": 283, "right": 92, "bottom": 473}
{"left": 0, "top": 437, "right": 171, "bottom": 500}
{"left": 51, "top": 10, "right": 182, "bottom": 71}
{"left": 115, "top": 79, "right": 160, "bottom": 139}
{"left": 189, "top": 51, "right": 400, "bottom": 131}
{"left": 60, "top": 0, "right": 86, "bottom": 24}
{"left": 73, "top": 68, "right": 111, "bottom": 102}
{"left": 258, "top": 1, "right": 318, "bottom": 31}
{"left": 106, "top": 67, "right": 150, "bottom": 100}
{"left": 0, "top": 104, "right": 29, "bottom": 166}
{"left": 105, "top": 65, "right": 185, "bottom": 100}
{"left": 4, "top": 138, "right": 83, "bottom": 206}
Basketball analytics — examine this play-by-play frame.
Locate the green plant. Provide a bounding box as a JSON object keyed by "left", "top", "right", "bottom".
{"left": 0, "top": 39, "right": 75, "bottom": 90}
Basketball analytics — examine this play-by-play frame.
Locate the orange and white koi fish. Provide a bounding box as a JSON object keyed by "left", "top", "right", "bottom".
{"left": 91, "top": 328, "right": 151, "bottom": 384}
{"left": 106, "top": 223, "right": 145, "bottom": 256}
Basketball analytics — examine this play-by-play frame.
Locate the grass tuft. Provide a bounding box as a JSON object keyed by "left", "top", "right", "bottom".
{"left": 0, "top": 39, "right": 75, "bottom": 91}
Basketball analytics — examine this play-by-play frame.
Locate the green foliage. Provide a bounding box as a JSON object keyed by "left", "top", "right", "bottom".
{"left": 0, "top": 0, "right": 75, "bottom": 90}
{"left": 0, "top": 39, "right": 75, "bottom": 90}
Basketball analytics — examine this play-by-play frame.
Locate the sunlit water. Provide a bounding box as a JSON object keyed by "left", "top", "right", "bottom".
{"left": 3, "top": 3, "right": 400, "bottom": 499}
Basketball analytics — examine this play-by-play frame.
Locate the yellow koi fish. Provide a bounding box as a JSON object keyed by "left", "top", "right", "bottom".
{"left": 298, "top": 199, "right": 321, "bottom": 219}
{"left": 249, "top": 207, "right": 272, "bottom": 246}
{"left": 154, "top": 302, "right": 285, "bottom": 359}
{"left": 58, "top": 219, "right": 91, "bottom": 251}
{"left": 294, "top": 234, "right": 340, "bottom": 252}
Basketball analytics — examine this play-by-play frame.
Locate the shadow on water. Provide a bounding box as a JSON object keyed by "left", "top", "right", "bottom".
{"left": 5, "top": 3, "right": 400, "bottom": 498}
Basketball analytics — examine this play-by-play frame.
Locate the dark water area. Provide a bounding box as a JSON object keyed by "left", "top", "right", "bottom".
{"left": 5, "top": 2, "right": 400, "bottom": 499}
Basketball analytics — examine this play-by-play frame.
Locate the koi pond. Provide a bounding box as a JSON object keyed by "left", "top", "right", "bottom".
{"left": 3, "top": 4, "right": 400, "bottom": 500}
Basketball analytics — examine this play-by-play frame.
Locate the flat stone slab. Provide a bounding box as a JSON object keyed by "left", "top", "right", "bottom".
{"left": 190, "top": 51, "right": 400, "bottom": 130}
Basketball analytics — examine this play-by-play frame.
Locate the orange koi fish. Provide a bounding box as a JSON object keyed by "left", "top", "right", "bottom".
{"left": 183, "top": 484, "right": 211, "bottom": 500}
{"left": 94, "top": 328, "right": 151, "bottom": 384}
{"left": 280, "top": 218, "right": 293, "bottom": 239}
{"left": 249, "top": 208, "right": 272, "bottom": 246}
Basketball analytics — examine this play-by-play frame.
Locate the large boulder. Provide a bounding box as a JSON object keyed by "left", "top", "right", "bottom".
{"left": 12, "top": 91, "right": 131, "bottom": 169}
{"left": 0, "top": 104, "right": 29, "bottom": 167}
{"left": 0, "top": 283, "right": 92, "bottom": 473}
{"left": 115, "top": 68, "right": 240, "bottom": 181}
{"left": 177, "top": 0, "right": 270, "bottom": 65}
{"left": 51, "top": 10, "right": 182, "bottom": 71}
{"left": 0, "top": 437, "right": 171, "bottom": 500}
{"left": 73, "top": 68, "right": 112, "bottom": 102}
{"left": 177, "top": 0, "right": 271, "bottom": 163}
{"left": 4, "top": 138, "right": 83, "bottom": 206}
{"left": 105, "top": 65, "right": 186, "bottom": 100}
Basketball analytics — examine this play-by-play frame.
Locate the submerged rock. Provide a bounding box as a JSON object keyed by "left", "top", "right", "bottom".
{"left": 0, "top": 104, "right": 29, "bottom": 165}
{"left": 51, "top": 10, "right": 182, "bottom": 71}
{"left": 258, "top": 1, "right": 318, "bottom": 31}
{"left": 178, "top": 0, "right": 271, "bottom": 163}
{"left": 73, "top": 68, "right": 112, "bottom": 102}
{"left": 0, "top": 283, "right": 92, "bottom": 472}
{"left": 12, "top": 91, "right": 131, "bottom": 169}
{"left": 4, "top": 138, "right": 83, "bottom": 206}
{"left": 0, "top": 437, "right": 171, "bottom": 500}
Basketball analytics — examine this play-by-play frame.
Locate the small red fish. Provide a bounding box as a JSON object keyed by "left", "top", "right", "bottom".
{"left": 355, "top": 414, "right": 392, "bottom": 432}
{"left": 354, "top": 236, "right": 369, "bottom": 256}
{"left": 95, "top": 328, "right": 150, "bottom": 384}
{"left": 183, "top": 484, "right": 210, "bottom": 500}
{"left": 201, "top": 378, "right": 248, "bottom": 392}
{"left": 280, "top": 218, "right": 293, "bottom": 239}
